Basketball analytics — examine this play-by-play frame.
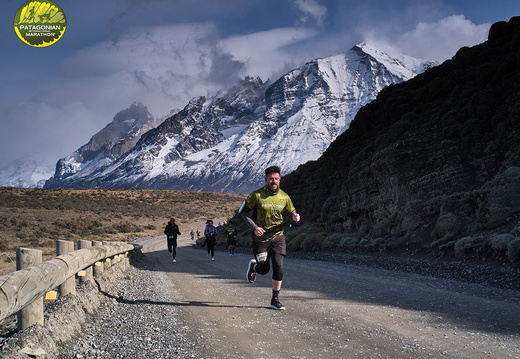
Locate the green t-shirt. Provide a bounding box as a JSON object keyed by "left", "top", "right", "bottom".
{"left": 245, "top": 186, "right": 296, "bottom": 241}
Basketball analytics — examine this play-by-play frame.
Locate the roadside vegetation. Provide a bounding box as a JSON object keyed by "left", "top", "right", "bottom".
{"left": 2, "top": 185, "right": 517, "bottom": 277}
{"left": 0, "top": 187, "right": 244, "bottom": 275}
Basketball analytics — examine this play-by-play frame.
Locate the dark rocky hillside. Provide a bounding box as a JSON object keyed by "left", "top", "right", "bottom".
{"left": 283, "top": 17, "right": 520, "bottom": 266}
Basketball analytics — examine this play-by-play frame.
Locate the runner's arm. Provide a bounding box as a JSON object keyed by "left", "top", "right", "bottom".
{"left": 238, "top": 200, "right": 258, "bottom": 231}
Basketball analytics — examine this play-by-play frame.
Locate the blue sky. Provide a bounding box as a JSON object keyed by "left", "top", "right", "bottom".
{"left": 0, "top": 0, "right": 519, "bottom": 169}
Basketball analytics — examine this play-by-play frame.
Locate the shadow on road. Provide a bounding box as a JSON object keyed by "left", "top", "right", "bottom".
{"left": 130, "top": 238, "right": 520, "bottom": 336}
{"left": 95, "top": 279, "right": 266, "bottom": 310}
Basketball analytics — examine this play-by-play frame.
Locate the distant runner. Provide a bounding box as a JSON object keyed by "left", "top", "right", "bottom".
{"left": 238, "top": 165, "right": 300, "bottom": 310}
{"left": 225, "top": 222, "right": 238, "bottom": 256}
{"left": 164, "top": 218, "right": 181, "bottom": 263}
{"left": 204, "top": 220, "right": 217, "bottom": 261}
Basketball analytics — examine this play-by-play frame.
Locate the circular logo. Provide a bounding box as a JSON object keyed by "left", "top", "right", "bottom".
{"left": 13, "top": 1, "right": 67, "bottom": 47}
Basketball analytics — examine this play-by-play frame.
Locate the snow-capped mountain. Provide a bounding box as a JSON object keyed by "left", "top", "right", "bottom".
{"left": 45, "top": 102, "right": 163, "bottom": 188}
{"left": 44, "top": 44, "right": 436, "bottom": 193}
{"left": 0, "top": 157, "right": 54, "bottom": 188}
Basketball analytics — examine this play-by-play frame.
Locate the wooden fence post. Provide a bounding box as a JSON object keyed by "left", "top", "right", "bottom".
{"left": 78, "top": 240, "right": 93, "bottom": 283}
{"left": 0, "top": 242, "right": 140, "bottom": 323}
{"left": 16, "top": 248, "right": 43, "bottom": 330}
{"left": 92, "top": 241, "right": 104, "bottom": 275}
{"left": 56, "top": 240, "right": 76, "bottom": 296}
{"left": 102, "top": 241, "right": 112, "bottom": 270}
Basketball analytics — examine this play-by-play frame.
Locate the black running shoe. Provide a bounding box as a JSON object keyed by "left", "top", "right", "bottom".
{"left": 269, "top": 298, "right": 285, "bottom": 310}
{"left": 246, "top": 259, "right": 256, "bottom": 284}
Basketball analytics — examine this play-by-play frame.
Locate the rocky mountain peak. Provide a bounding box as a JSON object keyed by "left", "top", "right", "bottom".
{"left": 45, "top": 102, "right": 161, "bottom": 185}
{"left": 44, "top": 43, "right": 433, "bottom": 192}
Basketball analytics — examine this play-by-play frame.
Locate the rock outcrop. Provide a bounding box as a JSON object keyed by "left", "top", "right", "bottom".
{"left": 283, "top": 17, "right": 520, "bottom": 263}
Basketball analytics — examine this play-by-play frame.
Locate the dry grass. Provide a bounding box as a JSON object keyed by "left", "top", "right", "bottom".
{"left": 0, "top": 187, "right": 244, "bottom": 275}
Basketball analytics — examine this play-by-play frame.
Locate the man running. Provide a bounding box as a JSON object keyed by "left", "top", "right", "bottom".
{"left": 225, "top": 222, "right": 238, "bottom": 256}
{"left": 164, "top": 218, "right": 181, "bottom": 263}
{"left": 238, "top": 165, "right": 300, "bottom": 310}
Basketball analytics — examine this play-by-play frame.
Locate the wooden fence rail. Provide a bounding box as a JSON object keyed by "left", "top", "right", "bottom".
{"left": 0, "top": 241, "right": 141, "bottom": 329}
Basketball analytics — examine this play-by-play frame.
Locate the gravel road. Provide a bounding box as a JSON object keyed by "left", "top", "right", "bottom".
{"left": 3, "top": 234, "right": 519, "bottom": 358}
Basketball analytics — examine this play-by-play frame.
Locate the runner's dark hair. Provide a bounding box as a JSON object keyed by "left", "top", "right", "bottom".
{"left": 265, "top": 165, "right": 281, "bottom": 177}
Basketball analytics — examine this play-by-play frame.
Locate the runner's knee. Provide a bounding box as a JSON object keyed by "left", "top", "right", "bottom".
{"left": 272, "top": 253, "right": 284, "bottom": 281}
{"left": 255, "top": 260, "right": 270, "bottom": 275}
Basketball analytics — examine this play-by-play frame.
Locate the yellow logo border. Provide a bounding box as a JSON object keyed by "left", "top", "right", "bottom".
{"left": 13, "top": 1, "right": 67, "bottom": 47}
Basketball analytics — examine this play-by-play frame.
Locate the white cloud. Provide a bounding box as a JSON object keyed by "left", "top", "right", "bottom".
{"left": 0, "top": 22, "right": 322, "bottom": 168}
{"left": 0, "top": 23, "right": 231, "bottom": 167}
{"left": 59, "top": 23, "right": 233, "bottom": 115}
{"left": 222, "top": 27, "right": 319, "bottom": 80}
{"left": 362, "top": 15, "right": 491, "bottom": 63}
{"left": 395, "top": 15, "right": 491, "bottom": 62}
{"left": 57, "top": 23, "right": 319, "bottom": 117}
{"left": 295, "top": 0, "right": 328, "bottom": 27}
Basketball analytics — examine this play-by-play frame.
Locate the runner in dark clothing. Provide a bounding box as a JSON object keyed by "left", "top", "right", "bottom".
{"left": 204, "top": 220, "right": 217, "bottom": 261}
{"left": 164, "top": 218, "right": 181, "bottom": 262}
{"left": 225, "top": 223, "right": 238, "bottom": 256}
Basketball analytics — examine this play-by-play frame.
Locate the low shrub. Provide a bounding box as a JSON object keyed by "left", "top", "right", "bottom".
{"left": 511, "top": 223, "right": 520, "bottom": 237}
{"left": 506, "top": 238, "right": 520, "bottom": 265}
{"left": 340, "top": 236, "right": 361, "bottom": 247}
{"left": 111, "top": 221, "right": 144, "bottom": 233}
{"left": 321, "top": 233, "right": 345, "bottom": 249}
{"left": 286, "top": 232, "right": 306, "bottom": 251}
{"left": 371, "top": 237, "right": 386, "bottom": 248}
{"left": 0, "top": 239, "right": 8, "bottom": 252}
{"left": 490, "top": 234, "right": 514, "bottom": 254}
{"left": 299, "top": 232, "right": 328, "bottom": 251}
{"left": 454, "top": 236, "right": 486, "bottom": 259}
{"left": 359, "top": 238, "right": 370, "bottom": 246}
{"left": 432, "top": 212, "right": 465, "bottom": 239}
{"left": 430, "top": 232, "right": 456, "bottom": 249}
{"left": 478, "top": 167, "right": 520, "bottom": 229}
